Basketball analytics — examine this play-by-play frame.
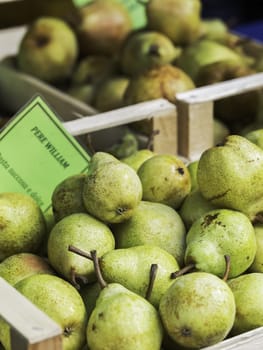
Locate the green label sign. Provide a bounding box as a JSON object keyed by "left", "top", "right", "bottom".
{"left": 0, "top": 95, "right": 90, "bottom": 214}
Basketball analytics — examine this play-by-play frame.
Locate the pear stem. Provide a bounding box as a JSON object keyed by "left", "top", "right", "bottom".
{"left": 90, "top": 250, "right": 108, "bottom": 289}
{"left": 170, "top": 264, "right": 195, "bottom": 279}
{"left": 223, "top": 255, "right": 231, "bottom": 282}
{"left": 68, "top": 245, "right": 93, "bottom": 260}
{"left": 145, "top": 264, "right": 158, "bottom": 301}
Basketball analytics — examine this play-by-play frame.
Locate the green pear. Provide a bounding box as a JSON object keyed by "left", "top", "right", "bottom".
{"left": 137, "top": 154, "right": 191, "bottom": 209}
{"left": 123, "top": 64, "right": 195, "bottom": 105}
{"left": 15, "top": 274, "right": 88, "bottom": 350}
{"left": 199, "top": 18, "right": 229, "bottom": 43}
{"left": 146, "top": 0, "right": 202, "bottom": 45}
{"left": 0, "top": 192, "right": 46, "bottom": 261}
{"left": 197, "top": 135, "right": 263, "bottom": 221}
{"left": 249, "top": 224, "right": 263, "bottom": 272}
{"left": 76, "top": 0, "right": 133, "bottom": 56}
{"left": 71, "top": 55, "right": 116, "bottom": 87}
{"left": 120, "top": 30, "right": 181, "bottom": 76}
{"left": 17, "top": 17, "right": 79, "bottom": 83}
{"left": 82, "top": 152, "right": 142, "bottom": 223}
{"left": 176, "top": 39, "right": 248, "bottom": 82}
{"left": 187, "top": 160, "right": 199, "bottom": 192}
{"left": 179, "top": 189, "right": 218, "bottom": 230}
{"left": 244, "top": 128, "right": 263, "bottom": 150}
{"left": 0, "top": 252, "right": 54, "bottom": 286}
{"left": 87, "top": 283, "right": 163, "bottom": 350}
{"left": 184, "top": 208, "right": 257, "bottom": 278}
{"left": 67, "top": 84, "right": 96, "bottom": 106}
{"left": 51, "top": 173, "right": 87, "bottom": 222}
{"left": 228, "top": 273, "right": 263, "bottom": 335}
{"left": 121, "top": 149, "right": 155, "bottom": 172}
{"left": 99, "top": 245, "right": 180, "bottom": 307}
{"left": 105, "top": 129, "right": 138, "bottom": 159}
{"left": 47, "top": 212, "right": 115, "bottom": 286}
{"left": 93, "top": 75, "right": 129, "bottom": 112}
{"left": 159, "top": 271, "right": 236, "bottom": 348}
{"left": 112, "top": 200, "right": 186, "bottom": 266}
{"left": 213, "top": 118, "right": 230, "bottom": 145}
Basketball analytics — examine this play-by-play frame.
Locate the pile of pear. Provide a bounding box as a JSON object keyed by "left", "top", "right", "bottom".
{"left": 2, "top": 130, "right": 263, "bottom": 349}
{"left": 5, "top": 0, "right": 263, "bottom": 143}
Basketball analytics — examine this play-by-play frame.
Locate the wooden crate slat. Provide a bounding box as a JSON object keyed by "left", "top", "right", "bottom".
{"left": 203, "top": 327, "right": 263, "bottom": 349}
{"left": 0, "top": 277, "right": 62, "bottom": 350}
{"left": 176, "top": 72, "right": 263, "bottom": 104}
{"left": 63, "top": 98, "right": 176, "bottom": 136}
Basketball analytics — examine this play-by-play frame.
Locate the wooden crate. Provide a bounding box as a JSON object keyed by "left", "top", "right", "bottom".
{"left": 1, "top": 73, "right": 263, "bottom": 349}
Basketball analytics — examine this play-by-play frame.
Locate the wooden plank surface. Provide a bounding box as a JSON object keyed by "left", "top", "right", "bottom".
{"left": 0, "top": 277, "right": 62, "bottom": 350}
{"left": 203, "top": 327, "right": 263, "bottom": 350}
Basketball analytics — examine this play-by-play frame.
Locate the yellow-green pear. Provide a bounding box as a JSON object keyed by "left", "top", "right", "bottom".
{"left": 0, "top": 192, "right": 46, "bottom": 261}
{"left": 199, "top": 18, "right": 229, "bottom": 43}
{"left": 176, "top": 39, "right": 248, "bottom": 82}
{"left": 17, "top": 17, "right": 79, "bottom": 83}
{"left": 179, "top": 189, "right": 218, "bottom": 230}
{"left": 112, "top": 200, "right": 186, "bottom": 266}
{"left": 15, "top": 274, "right": 88, "bottom": 350}
{"left": 184, "top": 209, "right": 257, "bottom": 278}
{"left": 121, "top": 149, "right": 155, "bottom": 172}
{"left": 244, "top": 128, "right": 263, "bottom": 149}
{"left": 99, "top": 245, "right": 180, "bottom": 307}
{"left": 0, "top": 252, "right": 54, "bottom": 286}
{"left": 87, "top": 283, "right": 163, "bottom": 350}
{"left": 47, "top": 212, "right": 115, "bottom": 286}
{"left": 51, "top": 173, "right": 87, "bottom": 222}
{"left": 124, "top": 64, "right": 195, "bottom": 106}
{"left": 93, "top": 75, "right": 129, "bottom": 112}
{"left": 187, "top": 160, "right": 199, "bottom": 192}
{"left": 120, "top": 30, "right": 181, "bottom": 76}
{"left": 82, "top": 152, "right": 142, "bottom": 223}
{"left": 159, "top": 272, "right": 236, "bottom": 348}
{"left": 146, "top": 0, "right": 202, "bottom": 45}
{"left": 137, "top": 154, "right": 191, "bottom": 209}
{"left": 228, "top": 273, "right": 263, "bottom": 335}
{"left": 197, "top": 135, "right": 263, "bottom": 221}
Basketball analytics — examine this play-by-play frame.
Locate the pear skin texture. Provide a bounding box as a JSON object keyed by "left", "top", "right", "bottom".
{"left": 185, "top": 209, "right": 257, "bottom": 278}
{"left": 0, "top": 252, "right": 54, "bottom": 286}
{"left": 197, "top": 135, "right": 263, "bottom": 221}
{"left": 82, "top": 152, "right": 142, "bottom": 224}
{"left": 47, "top": 212, "right": 115, "bottom": 284}
{"left": 87, "top": 283, "right": 163, "bottom": 350}
{"left": 17, "top": 17, "right": 79, "bottom": 83}
{"left": 112, "top": 200, "right": 186, "bottom": 266}
{"left": 99, "top": 245, "right": 180, "bottom": 307}
{"left": 146, "top": 0, "right": 202, "bottom": 45}
{"left": 228, "top": 273, "right": 263, "bottom": 335}
{"left": 52, "top": 173, "right": 87, "bottom": 222}
{"left": 15, "top": 274, "right": 88, "bottom": 350}
{"left": 137, "top": 154, "right": 191, "bottom": 209}
{"left": 159, "top": 272, "right": 236, "bottom": 348}
{"left": 0, "top": 192, "right": 46, "bottom": 261}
